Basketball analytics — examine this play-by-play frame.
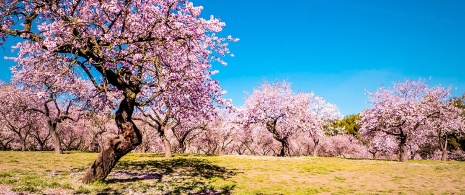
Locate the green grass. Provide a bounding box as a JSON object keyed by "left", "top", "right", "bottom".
{"left": 0, "top": 151, "right": 464, "bottom": 194}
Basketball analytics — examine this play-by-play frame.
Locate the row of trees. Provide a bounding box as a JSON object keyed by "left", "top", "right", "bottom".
{"left": 1, "top": 79, "right": 464, "bottom": 162}
{"left": 0, "top": 0, "right": 463, "bottom": 183}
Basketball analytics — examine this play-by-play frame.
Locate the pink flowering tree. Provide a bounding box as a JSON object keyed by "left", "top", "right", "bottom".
{"left": 241, "top": 81, "right": 307, "bottom": 156}
{"left": 173, "top": 108, "right": 239, "bottom": 154}
{"left": 171, "top": 115, "right": 209, "bottom": 154}
{"left": 135, "top": 85, "right": 229, "bottom": 157}
{"left": 359, "top": 79, "right": 461, "bottom": 162}
{"left": 0, "top": 0, "right": 234, "bottom": 182}
{"left": 0, "top": 83, "right": 40, "bottom": 151}
{"left": 0, "top": 127, "right": 14, "bottom": 150}
{"left": 84, "top": 91, "right": 122, "bottom": 152}
{"left": 29, "top": 118, "right": 52, "bottom": 151}
{"left": 84, "top": 110, "right": 118, "bottom": 152}
{"left": 422, "top": 92, "right": 465, "bottom": 160}
{"left": 364, "top": 132, "right": 398, "bottom": 159}
{"left": 241, "top": 81, "right": 339, "bottom": 156}
{"left": 10, "top": 61, "right": 93, "bottom": 154}
{"left": 134, "top": 104, "right": 178, "bottom": 158}
{"left": 319, "top": 134, "right": 367, "bottom": 158}
{"left": 306, "top": 96, "right": 341, "bottom": 156}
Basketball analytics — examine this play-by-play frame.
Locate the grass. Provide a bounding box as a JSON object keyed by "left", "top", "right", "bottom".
{"left": 0, "top": 151, "right": 464, "bottom": 194}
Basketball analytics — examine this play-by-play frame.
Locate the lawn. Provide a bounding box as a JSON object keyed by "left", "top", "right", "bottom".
{"left": 0, "top": 151, "right": 464, "bottom": 194}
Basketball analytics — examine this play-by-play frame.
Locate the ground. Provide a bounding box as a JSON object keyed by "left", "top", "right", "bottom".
{"left": 0, "top": 151, "right": 464, "bottom": 194}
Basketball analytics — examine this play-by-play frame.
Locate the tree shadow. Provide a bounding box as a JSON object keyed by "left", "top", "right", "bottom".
{"left": 100, "top": 158, "right": 237, "bottom": 194}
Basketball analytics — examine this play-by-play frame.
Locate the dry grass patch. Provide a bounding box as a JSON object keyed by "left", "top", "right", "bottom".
{"left": 0, "top": 152, "right": 464, "bottom": 194}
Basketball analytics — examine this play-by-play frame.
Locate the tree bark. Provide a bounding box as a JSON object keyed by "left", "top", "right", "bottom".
{"left": 399, "top": 136, "right": 408, "bottom": 162}
{"left": 278, "top": 139, "right": 289, "bottom": 157}
{"left": 441, "top": 136, "right": 448, "bottom": 161}
{"left": 179, "top": 140, "right": 186, "bottom": 154}
{"left": 82, "top": 97, "right": 142, "bottom": 183}
{"left": 20, "top": 138, "right": 27, "bottom": 151}
{"left": 312, "top": 139, "right": 320, "bottom": 157}
{"left": 48, "top": 121, "right": 63, "bottom": 154}
{"left": 161, "top": 134, "right": 172, "bottom": 158}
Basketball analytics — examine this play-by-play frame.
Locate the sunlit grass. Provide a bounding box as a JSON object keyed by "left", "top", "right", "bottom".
{"left": 0, "top": 151, "right": 464, "bottom": 194}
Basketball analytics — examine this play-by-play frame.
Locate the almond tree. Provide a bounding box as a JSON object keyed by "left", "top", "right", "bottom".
{"left": 171, "top": 116, "right": 207, "bottom": 154}
{"left": 241, "top": 81, "right": 339, "bottom": 156}
{"left": 0, "top": 0, "right": 233, "bottom": 182}
{"left": 364, "top": 132, "right": 397, "bottom": 159}
{"left": 0, "top": 129, "right": 14, "bottom": 150}
{"left": 359, "top": 79, "right": 462, "bottom": 162}
{"left": 11, "top": 62, "right": 93, "bottom": 154}
{"left": 319, "top": 134, "right": 367, "bottom": 158}
{"left": 0, "top": 84, "right": 39, "bottom": 151}
{"left": 241, "top": 82, "right": 306, "bottom": 156}
{"left": 306, "top": 96, "right": 341, "bottom": 156}
{"left": 423, "top": 91, "right": 465, "bottom": 160}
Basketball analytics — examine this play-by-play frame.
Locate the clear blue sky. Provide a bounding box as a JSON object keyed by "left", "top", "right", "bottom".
{"left": 200, "top": 0, "right": 465, "bottom": 115}
{"left": 1, "top": 0, "right": 465, "bottom": 115}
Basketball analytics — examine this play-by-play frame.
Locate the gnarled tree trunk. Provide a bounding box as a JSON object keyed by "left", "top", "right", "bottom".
{"left": 82, "top": 96, "right": 142, "bottom": 183}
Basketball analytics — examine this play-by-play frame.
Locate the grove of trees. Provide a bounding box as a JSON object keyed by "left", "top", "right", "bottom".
{"left": 0, "top": 0, "right": 464, "bottom": 184}
{"left": 1, "top": 79, "right": 464, "bottom": 163}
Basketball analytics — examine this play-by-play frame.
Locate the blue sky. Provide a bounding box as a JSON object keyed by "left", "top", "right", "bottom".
{"left": 1, "top": 0, "right": 465, "bottom": 115}
{"left": 199, "top": 0, "right": 465, "bottom": 115}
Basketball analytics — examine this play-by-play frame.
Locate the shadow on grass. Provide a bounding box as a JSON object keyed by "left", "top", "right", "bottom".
{"left": 99, "top": 158, "right": 236, "bottom": 194}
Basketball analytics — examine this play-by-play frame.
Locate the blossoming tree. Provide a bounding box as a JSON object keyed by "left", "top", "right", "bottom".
{"left": 241, "top": 81, "right": 340, "bottom": 156}
{"left": 359, "top": 79, "right": 463, "bottom": 162}
{"left": 0, "top": 0, "right": 234, "bottom": 182}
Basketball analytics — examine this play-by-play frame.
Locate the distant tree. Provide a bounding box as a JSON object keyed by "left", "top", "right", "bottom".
{"left": 360, "top": 79, "right": 462, "bottom": 162}
{"left": 171, "top": 115, "right": 208, "bottom": 154}
{"left": 241, "top": 81, "right": 340, "bottom": 156}
{"left": 0, "top": 84, "right": 40, "bottom": 151}
{"left": 319, "top": 134, "right": 367, "bottom": 159}
{"left": 449, "top": 94, "right": 465, "bottom": 152}
{"left": 426, "top": 94, "right": 465, "bottom": 160}
{"left": 332, "top": 114, "right": 360, "bottom": 136}
{"left": 241, "top": 82, "right": 310, "bottom": 156}
{"left": 364, "top": 132, "right": 397, "bottom": 159}
{"left": 11, "top": 62, "right": 93, "bottom": 154}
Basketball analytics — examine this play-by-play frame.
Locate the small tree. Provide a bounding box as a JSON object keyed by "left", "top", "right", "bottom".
{"left": 364, "top": 132, "right": 397, "bottom": 159}
{"left": 241, "top": 81, "right": 340, "bottom": 156}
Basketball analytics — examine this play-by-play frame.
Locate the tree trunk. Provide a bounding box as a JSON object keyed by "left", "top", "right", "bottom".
{"left": 179, "top": 141, "right": 186, "bottom": 154}
{"left": 441, "top": 136, "right": 448, "bottom": 161}
{"left": 38, "top": 143, "right": 44, "bottom": 151}
{"left": 399, "top": 136, "right": 408, "bottom": 162}
{"left": 369, "top": 151, "right": 376, "bottom": 159}
{"left": 20, "top": 138, "right": 27, "bottom": 151}
{"left": 278, "top": 140, "right": 288, "bottom": 157}
{"left": 48, "top": 121, "right": 63, "bottom": 154}
{"left": 82, "top": 98, "right": 142, "bottom": 183}
{"left": 312, "top": 139, "right": 320, "bottom": 157}
{"left": 162, "top": 134, "right": 172, "bottom": 158}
